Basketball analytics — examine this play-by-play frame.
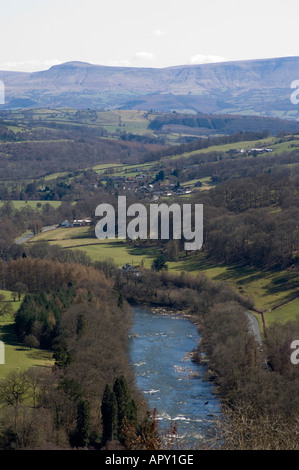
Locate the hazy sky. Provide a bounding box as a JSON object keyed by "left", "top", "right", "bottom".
{"left": 1, "top": 0, "right": 298, "bottom": 71}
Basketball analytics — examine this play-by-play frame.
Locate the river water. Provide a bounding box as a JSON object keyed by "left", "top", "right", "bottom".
{"left": 129, "top": 305, "right": 221, "bottom": 449}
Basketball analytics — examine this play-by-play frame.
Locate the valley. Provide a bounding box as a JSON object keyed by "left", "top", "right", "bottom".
{"left": 0, "top": 105, "right": 298, "bottom": 450}
{"left": 1, "top": 0, "right": 299, "bottom": 454}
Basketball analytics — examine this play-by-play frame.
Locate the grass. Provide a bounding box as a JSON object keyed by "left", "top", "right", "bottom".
{"left": 92, "top": 163, "right": 123, "bottom": 174}
{"left": 0, "top": 200, "right": 62, "bottom": 210}
{"left": 28, "top": 227, "right": 160, "bottom": 267}
{"left": 166, "top": 137, "right": 276, "bottom": 160}
{"left": 263, "top": 298, "right": 299, "bottom": 326}
{"left": 92, "top": 110, "right": 157, "bottom": 136}
{"left": 0, "top": 289, "right": 23, "bottom": 313}
{"left": 44, "top": 171, "right": 70, "bottom": 181}
{"left": 77, "top": 242, "right": 160, "bottom": 266}
{"left": 164, "top": 136, "right": 299, "bottom": 164}
{"left": 180, "top": 176, "right": 214, "bottom": 190}
{"left": 168, "top": 252, "right": 299, "bottom": 313}
{"left": 29, "top": 226, "right": 91, "bottom": 241}
{"left": 0, "top": 321, "right": 53, "bottom": 379}
{"left": 0, "top": 290, "right": 53, "bottom": 379}
{"left": 17, "top": 108, "right": 158, "bottom": 139}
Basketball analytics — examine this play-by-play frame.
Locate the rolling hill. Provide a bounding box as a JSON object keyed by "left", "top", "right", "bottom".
{"left": 1, "top": 56, "right": 299, "bottom": 119}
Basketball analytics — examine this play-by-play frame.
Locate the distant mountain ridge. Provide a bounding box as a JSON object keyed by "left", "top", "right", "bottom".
{"left": 1, "top": 56, "right": 299, "bottom": 119}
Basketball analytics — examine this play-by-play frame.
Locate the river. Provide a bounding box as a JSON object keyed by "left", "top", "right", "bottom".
{"left": 129, "top": 304, "right": 221, "bottom": 449}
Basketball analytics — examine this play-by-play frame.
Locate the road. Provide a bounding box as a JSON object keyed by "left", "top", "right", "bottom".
{"left": 245, "top": 311, "right": 262, "bottom": 347}
{"left": 15, "top": 232, "right": 34, "bottom": 245}
{"left": 15, "top": 225, "right": 58, "bottom": 245}
{"left": 245, "top": 310, "right": 270, "bottom": 370}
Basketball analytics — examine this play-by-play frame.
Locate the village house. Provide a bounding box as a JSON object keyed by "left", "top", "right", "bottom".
{"left": 73, "top": 219, "right": 92, "bottom": 227}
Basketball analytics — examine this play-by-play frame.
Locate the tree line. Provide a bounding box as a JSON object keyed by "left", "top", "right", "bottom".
{"left": 0, "top": 256, "right": 158, "bottom": 449}
{"left": 148, "top": 112, "right": 299, "bottom": 136}
{"left": 0, "top": 246, "right": 298, "bottom": 449}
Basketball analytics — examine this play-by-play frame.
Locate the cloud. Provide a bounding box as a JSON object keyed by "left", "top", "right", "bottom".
{"left": 106, "top": 59, "right": 132, "bottom": 67}
{"left": 104, "top": 52, "right": 155, "bottom": 68}
{"left": 0, "top": 59, "right": 61, "bottom": 72}
{"left": 134, "top": 51, "right": 155, "bottom": 61}
{"left": 189, "top": 54, "right": 227, "bottom": 65}
{"left": 153, "top": 29, "right": 168, "bottom": 37}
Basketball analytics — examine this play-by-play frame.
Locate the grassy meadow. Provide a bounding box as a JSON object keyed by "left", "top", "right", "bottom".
{"left": 0, "top": 200, "right": 62, "bottom": 210}
{"left": 28, "top": 226, "right": 160, "bottom": 267}
{"left": 263, "top": 298, "right": 299, "bottom": 326}
{"left": 0, "top": 290, "right": 53, "bottom": 379}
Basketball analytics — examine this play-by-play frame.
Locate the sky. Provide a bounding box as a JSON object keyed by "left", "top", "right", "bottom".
{"left": 0, "top": 0, "right": 298, "bottom": 72}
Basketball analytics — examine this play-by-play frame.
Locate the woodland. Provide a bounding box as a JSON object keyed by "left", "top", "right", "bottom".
{"left": 0, "top": 110, "right": 298, "bottom": 449}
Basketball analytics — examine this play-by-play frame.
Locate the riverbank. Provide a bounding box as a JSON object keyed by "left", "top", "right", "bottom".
{"left": 129, "top": 304, "right": 221, "bottom": 449}
{"left": 122, "top": 270, "right": 298, "bottom": 449}
{"left": 132, "top": 302, "right": 207, "bottom": 360}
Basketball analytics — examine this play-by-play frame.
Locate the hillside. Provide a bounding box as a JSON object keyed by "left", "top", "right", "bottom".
{"left": 1, "top": 57, "right": 299, "bottom": 119}
{"left": 0, "top": 107, "right": 298, "bottom": 450}
{"left": 1, "top": 108, "right": 298, "bottom": 180}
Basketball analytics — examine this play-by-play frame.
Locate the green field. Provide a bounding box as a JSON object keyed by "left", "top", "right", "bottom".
{"left": 162, "top": 136, "right": 299, "bottom": 165}
{"left": 0, "top": 322, "right": 53, "bottom": 379}
{"left": 95, "top": 109, "right": 157, "bottom": 135}
{"left": 0, "top": 290, "right": 53, "bottom": 379}
{"left": 30, "top": 226, "right": 91, "bottom": 241}
{"left": 29, "top": 227, "right": 160, "bottom": 267}
{"left": 0, "top": 289, "right": 23, "bottom": 313}
{"left": 44, "top": 171, "right": 70, "bottom": 181}
{"left": 0, "top": 200, "right": 62, "bottom": 210}
{"left": 9, "top": 108, "right": 160, "bottom": 138}
{"left": 264, "top": 298, "right": 299, "bottom": 326}
{"left": 168, "top": 253, "right": 299, "bottom": 313}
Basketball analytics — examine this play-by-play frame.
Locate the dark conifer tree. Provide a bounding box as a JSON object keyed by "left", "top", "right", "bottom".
{"left": 113, "top": 376, "right": 137, "bottom": 443}
{"left": 74, "top": 400, "right": 91, "bottom": 448}
{"left": 101, "top": 384, "right": 118, "bottom": 444}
